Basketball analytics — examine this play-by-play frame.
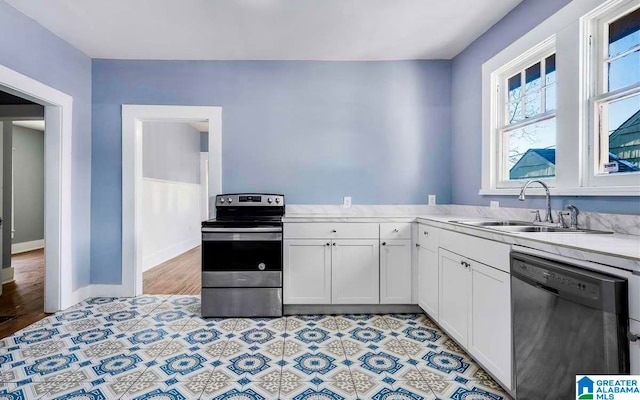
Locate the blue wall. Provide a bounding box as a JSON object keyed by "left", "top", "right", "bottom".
{"left": 450, "top": 0, "right": 640, "bottom": 215}
{"left": 91, "top": 60, "right": 452, "bottom": 284}
{"left": 0, "top": 1, "right": 92, "bottom": 290}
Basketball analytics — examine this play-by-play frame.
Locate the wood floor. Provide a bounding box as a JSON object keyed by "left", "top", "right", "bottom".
{"left": 143, "top": 246, "right": 201, "bottom": 295}
{"left": 0, "top": 249, "right": 47, "bottom": 339}
{"left": 0, "top": 246, "right": 201, "bottom": 339}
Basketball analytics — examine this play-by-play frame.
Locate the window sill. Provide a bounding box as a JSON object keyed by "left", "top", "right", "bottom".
{"left": 479, "top": 186, "right": 640, "bottom": 196}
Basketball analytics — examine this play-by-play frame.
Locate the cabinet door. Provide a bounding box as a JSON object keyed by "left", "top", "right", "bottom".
{"left": 332, "top": 240, "right": 379, "bottom": 304}
{"left": 380, "top": 239, "right": 412, "bottom": 304}
{"left": 418, "top": 246, "right": 439, "bottom": 320}
{"left": 468, "top": 261, "right": 512, "bottom": 389}
{"left": 631, "top": 318, "right": 640, "bottom": 374}
{"left": 438, "top": 249, "right": 469, "bottom": 347}
{"left": 283, "top": 239, "right": 331, "bottom": 304}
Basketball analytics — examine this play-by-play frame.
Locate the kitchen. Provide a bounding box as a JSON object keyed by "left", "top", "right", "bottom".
{"left": 0, "top": 0, "right": 639, "bottom": 399}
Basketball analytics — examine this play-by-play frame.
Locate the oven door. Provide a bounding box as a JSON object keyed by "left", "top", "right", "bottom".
{"left": 201, "top": 226, "right": 282, "bottom": 275}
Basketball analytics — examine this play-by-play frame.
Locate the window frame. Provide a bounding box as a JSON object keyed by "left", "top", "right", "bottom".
{"left": 480, "top": 0, "right": 640, "bottom": 196}
{"left": 494, "top": 42, "right": 557, "bottom": 188}
{"left": 584, "top": 0, "right": 640, "bottom": 188}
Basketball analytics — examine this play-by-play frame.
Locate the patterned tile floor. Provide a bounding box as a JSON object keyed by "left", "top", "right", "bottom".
{"left": 0, "top": 295, "right": 512, "bottom": 399}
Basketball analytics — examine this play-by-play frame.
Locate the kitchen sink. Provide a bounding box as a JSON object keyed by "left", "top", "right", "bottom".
{"left": 450, "top": 220, "right": 613, "bottom": 234}
{"left": 449, "top": 220, "right": 533, "bottom": 226}
{"left": 490, "top": 225, "right": 613, "bottom": 234}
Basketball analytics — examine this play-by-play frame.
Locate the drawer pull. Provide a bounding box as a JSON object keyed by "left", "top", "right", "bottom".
{"left": 381, "top": 242, "right": 387, "bottom": 246}
{"left": 394, "top": 228, "right": 399, "bottom": 232}
{"left": 326, "top": 242, "right": 330, "bottom": 246}
{"left": 332, "top": 229, "right": 337, "bottom": 233}
{"left": 424, "top": 231, "right": 429, "bottom": 236}
{"left": 415, "top": 243, "right": 420, "bottom": 247}
{"left": 629, "top": 332, "right": 639, "bottom": 342}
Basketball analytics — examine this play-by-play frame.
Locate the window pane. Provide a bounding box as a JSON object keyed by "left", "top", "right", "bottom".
{"left": 508, "top": 102, "right": 523, "bottom": 124}
{"left": 524, "top": 90, "right": 542, "bottom": 118}
{"left": 545, "top": 54, "right": 556, "bottom": 85}
{"left": 545, "top": 83, "right": 556, "bottom": 112}
{"left": 608, "top": 50, "right": 640, "bottom": 91}
{"left": 525, "top": 62, "right": 541, "bottom": 93}
{"left": 508, "top": 73, "right": 521, "bottom": 103}
{"left": 602, "top": 93, "right": 640, "bottom": 174}
{"left": 609, "top": 7, "right": 640, "bottom": 57}
{"left": 506, "top": 118, "right": 556, "bottom": 180}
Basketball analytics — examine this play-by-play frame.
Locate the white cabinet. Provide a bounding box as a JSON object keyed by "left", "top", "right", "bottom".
{"left": 438, "top": 249, "right": 470, "bottom": 346}
{"left": 418, "top": 246, "right": 438, "bottom": 320}
{"left": 468, "top": 260, "right": 511, "bottom": 388}
{"left": 436, "top": 246, "right": 512, "bottom": 389}
{"left": 332, "top": 239, "right": 380, "bottom": 304}
{"left": 631, "top": 318, "right": 640, "bottom": 374}
{"left": 283, "top": 240, "right": 332, "bottom": 304}
{"left": 380, "top": 239, "right": 412, "bottom": 304}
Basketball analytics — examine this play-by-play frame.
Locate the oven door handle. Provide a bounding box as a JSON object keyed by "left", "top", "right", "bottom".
{"left": 202, "top": 227, "right": 282, "bottom": 233}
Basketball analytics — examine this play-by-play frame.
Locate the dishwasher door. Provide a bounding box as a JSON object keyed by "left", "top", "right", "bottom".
{"left": 511, "top": 252, "right": 628, "bottom": 400}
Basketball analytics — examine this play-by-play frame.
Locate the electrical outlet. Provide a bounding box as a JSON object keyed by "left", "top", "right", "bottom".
{"left": 343, "top": 196, "right": 352, "bottom": 208}
{"left": 428, "top": 195, "right": 436, "bottom": 205}
{"left": 490, "top": 201, "right": 500, "bottom": 209}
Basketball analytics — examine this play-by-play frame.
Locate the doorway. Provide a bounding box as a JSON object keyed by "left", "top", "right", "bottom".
{"left": 0, "top": 91, "right": 47, "bottom": 336}
{"left": 121, "top": 105, "right": 222, "bottom": 298}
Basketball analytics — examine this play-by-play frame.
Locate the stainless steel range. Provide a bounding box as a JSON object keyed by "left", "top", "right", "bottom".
{"left": 201, "top": 193, "right": 284, "bottom": 317}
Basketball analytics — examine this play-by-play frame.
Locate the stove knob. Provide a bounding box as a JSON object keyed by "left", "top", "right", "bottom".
{"left": 258, "top": 263, "right": 266, "bottom": 271}
{"left": 267, "top": 198, "right": 273, "bottom": 204}
{"left": 219, "top": 198, "right": 225, "bottom": 203}
{"left": 275, "top": 198, "right": 281, "bottom": 204}
{"left": 228, "top": 197, "right": 233, "bottom": 203}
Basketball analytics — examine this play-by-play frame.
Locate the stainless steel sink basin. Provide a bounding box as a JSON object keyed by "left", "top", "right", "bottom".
{"left": 490, "top": 225, "right": 613, "bottom": 234}
{"left": 449, "top": 220, "right": 533, "bottom": 227}
{"left": 450, "top": 220, "right": 613, "bottom": 234}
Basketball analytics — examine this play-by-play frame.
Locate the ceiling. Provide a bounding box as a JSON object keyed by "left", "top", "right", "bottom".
{"left": 7, "top": 0, "right": 523, "bottom": 60}
{"left": 13, "top": 120, "right": 45, "bottom": 131}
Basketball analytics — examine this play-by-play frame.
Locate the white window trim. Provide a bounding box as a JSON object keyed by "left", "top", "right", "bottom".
{"left": 481, "top": 0, "right": 640, "bottom": 196}
{"left": 583, "top": 0, "right": 640, "bottom": 188}
{"left": 492, "top": 37, "right": 557, "bottom": 189}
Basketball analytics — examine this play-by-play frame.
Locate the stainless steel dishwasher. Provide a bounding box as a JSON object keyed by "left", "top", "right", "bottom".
{"left": 511, "top": 252, "right": 629, "bottom": 399}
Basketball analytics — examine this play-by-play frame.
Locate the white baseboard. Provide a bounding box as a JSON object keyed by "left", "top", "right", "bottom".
{"left": 12, "top": 239, "right": 45, "bottom": 255}
{"left": 143, "top": 237, "right": 200, "bottom": 272}
{"left": 2, "top": 266, "right": 14, "bottom": 284}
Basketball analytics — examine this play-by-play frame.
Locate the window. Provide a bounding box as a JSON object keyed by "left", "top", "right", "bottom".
{"left": 492, "top": 39, "right": 556, "bottom": 188}
{"left": 481, "top": 0, "right": 640, "bottom": 196}
{"left": 589, "top": 3, "right": 640, "bottom": 183}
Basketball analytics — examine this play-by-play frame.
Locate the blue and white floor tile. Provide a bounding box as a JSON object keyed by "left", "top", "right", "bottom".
{"left": 0, "top": 295, "right": 513, "bottom": 399}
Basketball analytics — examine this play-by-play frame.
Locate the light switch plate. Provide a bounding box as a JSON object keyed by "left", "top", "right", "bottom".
{"left": 428, "top": 195, "right": 436, "bottom": 205}
{"left": 490, "top": 201, "right": 500, "bottom": 209}
{"left": 343, "top": 196, "right": 352, "bottom": 208}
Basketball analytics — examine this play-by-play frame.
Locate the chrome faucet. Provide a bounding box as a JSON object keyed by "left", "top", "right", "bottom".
{"left": 518, "top": 180, "right": 554, "bottom": 224}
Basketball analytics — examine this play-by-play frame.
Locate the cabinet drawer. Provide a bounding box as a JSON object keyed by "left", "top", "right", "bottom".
{"left": 380, "top": 223, "right": 412, "bottom": 239}
{"left": 284, "top": 223, "right": 378, "bottom": 239}
{"left": 418, "top": 224, "right": 439, "bottom": 251}
{"left": 439, "top": 230, "right": 510, "bottom": 273}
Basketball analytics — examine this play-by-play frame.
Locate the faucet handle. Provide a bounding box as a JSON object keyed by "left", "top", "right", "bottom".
{"left": 557, "top": 211, "right": 571, "bottom": 228}
{"left": 530, "top": 210, "right": 541, "bottom": 222}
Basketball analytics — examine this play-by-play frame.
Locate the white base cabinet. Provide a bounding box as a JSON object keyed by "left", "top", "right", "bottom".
{"left": 438, "top": 249, "right": 470, "bottom": 347}
{"left": 283, "top": 239, "right": 332, "bottom": 304}
{"left": 332, "top": 240, "right": 380, "bottom": 304}
{"left": 380, "top": 239, "right": 412, "bottom": 304}
{"left": 418, "top": 246, "right": 438, "bottom": 320}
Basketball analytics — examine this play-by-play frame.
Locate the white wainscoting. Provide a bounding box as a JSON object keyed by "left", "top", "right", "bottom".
{"left": 12, "top": 239, "right": 45, "bottom": 255}
{"left": 142, "top": 178, "right": 201, "bottom": 272}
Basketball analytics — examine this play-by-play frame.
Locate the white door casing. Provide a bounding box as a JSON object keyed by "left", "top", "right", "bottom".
{"left": 0, "top": 63, "right": 73, "bottom": 312}
{"left": 122, "top": 105, "right": 222, "bottom": 297}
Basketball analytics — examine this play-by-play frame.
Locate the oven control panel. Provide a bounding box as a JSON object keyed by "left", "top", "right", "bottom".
{"left": 216, "top": 194, "right": 284, "bottom": 207}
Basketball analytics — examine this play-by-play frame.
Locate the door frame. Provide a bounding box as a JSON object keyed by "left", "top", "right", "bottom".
{"left": 121, "top": 105, "right": 222, "bottom": 297}
{"left": 0, "top": 64, "right": 73, "bottom": 313}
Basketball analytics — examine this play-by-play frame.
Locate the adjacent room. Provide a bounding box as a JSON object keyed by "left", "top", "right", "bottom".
{"left": 0, "top": 0, "right": 638, "bottom": 399}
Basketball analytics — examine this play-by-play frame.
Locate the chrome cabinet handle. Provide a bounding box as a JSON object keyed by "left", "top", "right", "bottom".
{"left": 415, "top": 243, "right": 420, "bottom": 247}
{"left": 332, "top": 229, "right": 337, "bottom": 233}
{"left": 381, "top": 242, "right": 387, "bottom": 246}
{"left": 460, "top": 261, "right": 470, "bottom": 268}
{"left": 394, "top": 228, "right": 399, "bottom": 232}
{"left": 332, "top": 242, "right": 336, "bottom": 246}
{"left": 326, "top": 242, "right": 330, "bottom": 246}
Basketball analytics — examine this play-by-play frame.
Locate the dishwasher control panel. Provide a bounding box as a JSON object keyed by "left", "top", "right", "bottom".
{"left": 512, "top": 259, "right": 600, "bottom": 299}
